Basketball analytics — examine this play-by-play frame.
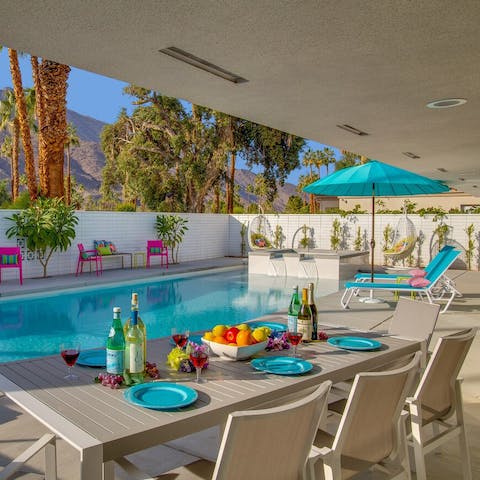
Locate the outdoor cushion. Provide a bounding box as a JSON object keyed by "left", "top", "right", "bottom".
{"left": 149, "top": 247, "right": 165, "bottom": 253}
{"left": 408, "top": 276, "right": 431, "bottom": 288}
{"left": 409, "top": 268, "right": 426, "bottom": 277}
{"left": 97, "top": 246, "right": 112, "bottom": 256}
{"left": 94, "top": 240, "right": 117, "bottom": 253}
{"left": 81, "top": 252, "right": 95, "bottom": 260}
{"left": 1, "top": 254, "right": 18, "bottom": 265}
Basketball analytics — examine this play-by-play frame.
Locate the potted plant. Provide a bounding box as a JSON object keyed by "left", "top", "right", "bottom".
{"left": 155, "top": 214, "right": 188, "bottom": 264}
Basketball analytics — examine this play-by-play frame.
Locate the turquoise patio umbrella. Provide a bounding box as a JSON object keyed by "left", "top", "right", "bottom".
{"left": 303, "top": 160, "right": 449, "bottom": 293}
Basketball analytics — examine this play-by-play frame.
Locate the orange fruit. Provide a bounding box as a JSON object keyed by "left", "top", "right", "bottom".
{"left": 237, "top": 330, "right": 252, "bottom": 346}
{"left": 213, "top": 336, "right": 228, "bottom": 344}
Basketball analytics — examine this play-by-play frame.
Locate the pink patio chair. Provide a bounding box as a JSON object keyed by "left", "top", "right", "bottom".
{"left": 146, "top": 240, "right": 168, "bottom": 269}
{"left": 76, "top": 243, "right": 103, "bottom": 276}
{"left": 0, "top": 247, "right": 23, "bottom": 285}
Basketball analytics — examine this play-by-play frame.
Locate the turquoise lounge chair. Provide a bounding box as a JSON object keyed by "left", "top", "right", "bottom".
{"left": 341, "top": 248, "right": 462, "bottom": 313}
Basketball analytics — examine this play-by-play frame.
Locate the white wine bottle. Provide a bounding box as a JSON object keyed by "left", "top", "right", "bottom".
{"left": 125, "top": 300, "right": 145, "bottom": 383}
{"left": 297, "top": 287, "right": 313, "bottom": 342}
{"left": 106, "top": 307, "right": 125, "bottom": 375}
{"left": 124, "top": 293, "right": 147, "bottom": 366}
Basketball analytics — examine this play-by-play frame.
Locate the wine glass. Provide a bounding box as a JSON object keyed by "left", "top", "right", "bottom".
{"left": 286, "top": 331, "right": 303, "bottom": 357}
{"left": 171, "top": 328, "right": 190, "bottom": 349}
{"left": 190, "top": 349, "right": 209, "bottom": 383}
{"left": 60, "top": 343, "right": 80, "bottom": 381}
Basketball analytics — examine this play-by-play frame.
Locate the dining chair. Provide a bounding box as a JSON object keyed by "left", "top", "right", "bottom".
{"left": 115, "top": 380, "right": 332, "bottom": 480}
{"left": 0, "top": 392, "right": 57, "bottom": 480}
{"left": 75, "top": 243, "right": 103, "bottom": 276}
{"left": 0, "top": 247, "right": 23, "bottom": 285}
{"left": 146, "top": 240, "right": 169, "bottom": 269}
{"left": 406, "top": 328, "right": 476, "bottom": 480}
{"left": 309, "top": 352, "right": 421, "bottom": 480}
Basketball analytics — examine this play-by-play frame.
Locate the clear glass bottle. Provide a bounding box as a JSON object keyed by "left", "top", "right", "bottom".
{"left": 124, "top": 293, "right": 147, "bottom": 366}
{"left": 106, "top": 306, "right": 125, "bottom": 374}
{"left": 308, "top": 283, "right": 318, "bottom": 341}
{"left": 125, "top": 300, "right": 145, "bottom": 382}
{"left": 287, "top": 286, "right": 301, "bottom": 332}
{"left": 297, "top": 287, "right": 313, "bottom": 342}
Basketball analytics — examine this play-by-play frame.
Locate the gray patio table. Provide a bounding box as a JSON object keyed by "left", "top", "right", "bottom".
{"left": 0, "top": 322, "right": 420, "bottom": 479}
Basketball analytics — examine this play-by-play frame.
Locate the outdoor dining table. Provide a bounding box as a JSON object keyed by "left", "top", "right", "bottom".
{"left": 0, "top": 321, "right": 421, "bottom": 480}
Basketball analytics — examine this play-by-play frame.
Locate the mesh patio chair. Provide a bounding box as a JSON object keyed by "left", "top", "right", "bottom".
{"left": 406, "top": 328, "right": 476, "bottom": 480}
{"left": 75, "top": 243, "right": 103, "bottom": 276}
{"left": 0, "top": 247, "right": 23, "bottom": 285}
{"left": 310, "top": 352, "right": 421, "bottom": 480}
{"left": 146, "top": 240, "right": 169, "bottom": 269}
{"left": 115, "top": 381, "right": 332, "bottom": 480}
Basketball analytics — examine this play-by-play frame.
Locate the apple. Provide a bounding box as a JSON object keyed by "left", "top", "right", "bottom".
{"left": 224, "top": 327, "right": 240, "bottom": 343}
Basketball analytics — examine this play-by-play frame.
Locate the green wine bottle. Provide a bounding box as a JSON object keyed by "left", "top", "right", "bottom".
{"left": 106, "top": 307, "right": 125, "bottom": 375}
{"left": 125, "top": 301, "right": 145, "bottom": 383}
{"left": 287, "top": 286, "right": 301, "bottom": 332}
{"left": 124, "top": 293, "right": 147, "bottom": 366}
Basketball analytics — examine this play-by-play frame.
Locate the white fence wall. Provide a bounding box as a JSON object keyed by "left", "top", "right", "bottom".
{"left": 0, "top": 210, "right": 479, "bottom": 280}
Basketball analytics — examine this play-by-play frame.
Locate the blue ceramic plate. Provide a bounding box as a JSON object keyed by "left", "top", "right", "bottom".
{"left": 247, "top": 321, "right": 287, "bottom": 333}
{"left": 327, "top": 336, "right": 382, "bottom": 351}
{"left": 77, "top": 349, "right": 106, "bottom": 368}
{"left": 250, "top": 356, "right": 313, "bottom": 375}
{"left": 124, "top": 382, "right": 198, "bottom": 410}
{"left": 169, "top": 335, "right": 203, "bottom": 346}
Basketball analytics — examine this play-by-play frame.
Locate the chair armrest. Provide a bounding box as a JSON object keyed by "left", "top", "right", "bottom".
{"left": 84, "top": 249, "right": 99, "bottom": 254}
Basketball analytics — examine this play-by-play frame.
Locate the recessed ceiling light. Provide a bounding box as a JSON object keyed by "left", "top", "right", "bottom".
{"left": 159, "top": 46, "right": 248, "bottom": 84}
{"left": 426, "top": 98, "right": 467, "bottom": 109}
{"left": 336, "top": 124, "right": 368, "bottom": 136}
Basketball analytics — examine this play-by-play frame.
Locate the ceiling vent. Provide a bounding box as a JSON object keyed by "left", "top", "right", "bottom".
{"left": 336, "top": 124, "right": 368, "bottom": 136}
{"left": 402, "top": 151, "right": 420, "bottom": 159}
{"left": 159, "top": 47, "right": 248, "bottom": 84}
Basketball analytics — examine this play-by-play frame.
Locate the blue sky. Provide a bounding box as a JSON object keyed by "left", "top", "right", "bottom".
{"left": 0, "top": 51, "right": 335, "bottom": 184}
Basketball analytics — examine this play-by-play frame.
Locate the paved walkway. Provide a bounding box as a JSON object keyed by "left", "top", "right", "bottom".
{"left": 0, "top": 260, "right": 478, "bottom": 479}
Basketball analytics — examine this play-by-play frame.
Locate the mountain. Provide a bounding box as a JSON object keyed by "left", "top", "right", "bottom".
{"left": 0, "top": 90, "right": 299, "bottom": 210}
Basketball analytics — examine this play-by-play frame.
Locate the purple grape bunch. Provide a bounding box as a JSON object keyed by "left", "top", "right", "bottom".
{"left": 96, "top": 372, "right": 124, "bottom": 389}
{"left": 266, "top": 332, "right": 290, "bottom": 351}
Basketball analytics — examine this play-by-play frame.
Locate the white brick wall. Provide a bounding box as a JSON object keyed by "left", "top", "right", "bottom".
{"left": 0, "top": 210, "right": 479, "bottom": 280}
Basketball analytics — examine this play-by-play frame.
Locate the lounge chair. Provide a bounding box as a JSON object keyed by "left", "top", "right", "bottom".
{"left": 309, "top": 352, "right": 421, "bottom": 480}
{"left": 406, "top": 328, "right": 476, "bottom": 480}
{"left": 0, "top": 247, "right": 23, "bottom": 285}
{"left": 341, "top": 248, "right": 461, "bottom": 313}
{"left": 115, "top": 381, "right": 332, "bottom": 480}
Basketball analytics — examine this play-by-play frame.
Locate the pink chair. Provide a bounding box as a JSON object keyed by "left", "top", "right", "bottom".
{"left": 76, "top": 243, "right": 103, "bottom": 276}
{"left": 0, "top": 247, "right": 23, "bottom": 285}
{"left": 146, "top": 240, "right": 169, "bottom": 269}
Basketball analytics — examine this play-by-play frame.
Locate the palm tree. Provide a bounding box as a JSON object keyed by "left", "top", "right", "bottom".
{"left": 8, "top": 48, "right": 37, "bottom": 200}
{"left": 0, "top": 88, "right": 36, "bottom": 201}
{"left": 64, "top": 122, "right": 80, "bottom": 205}
{"left": 38, "top": 59, "right": 70, "bottom": 198}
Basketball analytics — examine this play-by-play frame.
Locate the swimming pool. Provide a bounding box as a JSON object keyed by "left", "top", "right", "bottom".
{"left": 0, "top": 268, "right": 340, "bottom": 363}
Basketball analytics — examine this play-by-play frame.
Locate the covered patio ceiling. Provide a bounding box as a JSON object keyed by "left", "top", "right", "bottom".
{"left": 1, "top": 1, "right": 479, "bottom": 196}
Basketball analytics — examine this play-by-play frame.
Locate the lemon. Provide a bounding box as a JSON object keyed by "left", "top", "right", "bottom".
{"left": 203, "top": 331, "right": 215, "bottom": 341}
{"left": 252, "top": 328, "right": 268, "bottom": 342}
{"left": 236, "top": 323, "right": 251, "bottom": 331}
{"left": 212, "top": 324, "right": 228, "bottom": 337}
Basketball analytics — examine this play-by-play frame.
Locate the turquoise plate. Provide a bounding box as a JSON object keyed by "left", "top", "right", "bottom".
{"left": 247, "top": 321, "right": 287, "bottom": 332}
{"left": 77, "top": 349, "right": 106, "bottom": 368}
{"left": 124, "top": 382, "right": 198, "bottom": 410}
{"left": 327, "top": 336, "right": 382, "bottom": 351}
{"left": 250, "top": 356, "right": 313, "bottom": 375}
{"left": 169, "top": 335, "right": 203, "bottom": 346}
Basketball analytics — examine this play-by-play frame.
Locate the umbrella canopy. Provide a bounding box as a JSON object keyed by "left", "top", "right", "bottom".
{"left": 303, "top": 160, "right": 449, "bottom": 288}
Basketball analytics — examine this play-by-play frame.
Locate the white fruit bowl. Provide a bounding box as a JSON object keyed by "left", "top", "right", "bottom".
{"left": 202, "top": 338, "right": 268, "bottom": 361}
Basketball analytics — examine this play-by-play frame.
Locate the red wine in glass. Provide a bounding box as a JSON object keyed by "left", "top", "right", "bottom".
{"left": 190, "top": 351, "right": 208, "bottom": 383}
{"left": 172, "top": 334, "right": 188, "bottom": 348}
{"left": 286, "top": 332, "right": 303, "bottom": 357}
{"left": 60, "top": 343, "right": 80, "bottom": 380}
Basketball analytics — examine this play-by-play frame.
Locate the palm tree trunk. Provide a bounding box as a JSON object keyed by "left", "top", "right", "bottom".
{"left": 31, "top": 55, "right": 48, "bottom": 193}
{"left": 309, "top": 193, "right": 315, "bottom": 214}
{"left": 39, "top": 60, "right": 70, "bottom": 198}
{"left": 9, "top": 48, "right": 37, "bottom": 201}
{"left": 66, "top": 146, "right": 71, "bottom": 205}
{"left": 12, "top": 119, "right": 20, "bottom": 200}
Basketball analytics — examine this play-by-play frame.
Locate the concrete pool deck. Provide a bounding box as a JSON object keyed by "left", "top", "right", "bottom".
{"left": 0, "top": 258, "right": 478, "bottom": 479}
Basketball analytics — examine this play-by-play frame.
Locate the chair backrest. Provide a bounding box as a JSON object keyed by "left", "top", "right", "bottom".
{"left": 0, "top": 247, "right": 22, "bottom": 265}
{"left": 413, "top": 328, "right": 476, "bottom": 424}
{"left": 331, "top": 352, "right": 421, "bottom": 469}
{"left": 388, "top": 298, "right": 440, "bottom": 347}
{"left": 212, "top": 381, "right": 332, "bottom": 480}
{"left": 425, "top": 248, "right": 461, "bottom": 285}
{"left": 425, "top": 245, "right": 455, "bottom": 273}
{"left": 77, "top": 243, "right": 85, "bottom": 253}
{"left": 147, "top": 240, "right": 165, "bottom": 250}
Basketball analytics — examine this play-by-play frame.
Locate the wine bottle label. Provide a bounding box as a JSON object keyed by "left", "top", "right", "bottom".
{"left": 297, "top": 317, "right": 312, "bottom": 342}
{"left": 287, "top": 314, "right": 297, "bottom": 332}
{"left": 106, "top": 348, "right": 124, "bottom": 374}
{"left": 128, "top": 344, "right": 144, "bottom": 373}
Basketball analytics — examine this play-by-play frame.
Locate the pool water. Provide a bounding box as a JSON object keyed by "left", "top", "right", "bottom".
{"left": 0, "top": 268, "right": 340, "bottom": 363}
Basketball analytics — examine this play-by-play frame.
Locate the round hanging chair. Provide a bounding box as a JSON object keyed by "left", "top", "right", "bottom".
{"left": 247, "top": 214, "right": 274, "bottom": 250}
{"left": 384, "top": 211, "right": 417, "bottom": 263}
